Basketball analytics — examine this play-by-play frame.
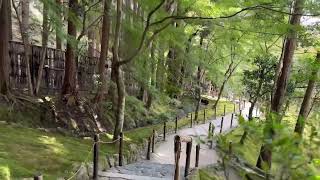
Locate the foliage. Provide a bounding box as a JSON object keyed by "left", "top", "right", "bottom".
{"left": 242, "top": 55, "right": 277, "bottom": 101}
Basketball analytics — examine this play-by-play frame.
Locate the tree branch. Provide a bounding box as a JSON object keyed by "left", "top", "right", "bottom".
{"left": 117, "top": 0, "right": 166, "bottom": 66}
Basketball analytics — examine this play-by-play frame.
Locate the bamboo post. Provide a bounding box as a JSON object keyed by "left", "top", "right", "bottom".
{"left": 163, "top": 122, "right": 166, "bottom": 141}
{"left": 230, "top": 113, "right": 234, "bottom": 128}
{"left": 119, "top": 132, "right": 123, "bottom": 166}
{"left": 185, "top": 141, "right": 192, "bottom": 177}
{"left": 147, "top": 136, "right": 151, "bottom": 160}
{"left": 220, "top": 116, "right": 224, "bottom": 133}
{"left": 175, "top": 117, "right": 178, "bottom": 133}
{"left": 174, "top": 136, "right": 181, "bottom": 180}
{"left": 190, "top": 113, "right": 193, "bottom": 128}
{"left": 203, "top": 109, "right": 206, "bottom": 123}
{"left": 152, "top": 129, "right": 155, "bottom": 153}
{"left": 195, "top": 144, "right": 200, "bottom": 167}
{"left": 34, "top": 175, "right": 43, "bottom": 180}
{"left": 93, "top": 134, "right": 99, "bottom": 180}
{"left": 223, "top": 104, "right": 226, "bottom": 116}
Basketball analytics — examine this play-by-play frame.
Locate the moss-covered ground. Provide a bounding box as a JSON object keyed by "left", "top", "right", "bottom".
{"left": 0, "top": 98, "right": 236, "bottom": 179}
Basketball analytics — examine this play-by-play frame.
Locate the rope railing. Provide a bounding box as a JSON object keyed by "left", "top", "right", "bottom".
{"left": 44, "top": 134, "right": 123, "bottom": 180}
{"left": 36, "top": 102, "right": 240, "bottom": 180}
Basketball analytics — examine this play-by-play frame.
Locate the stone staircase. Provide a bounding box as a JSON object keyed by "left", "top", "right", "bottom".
{"left": 99, "top": 161, "right": 177, "bottom": 180}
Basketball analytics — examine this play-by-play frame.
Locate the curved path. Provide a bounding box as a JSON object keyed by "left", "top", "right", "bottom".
{"left": 100, "top": 102, "right": 259, "bottom": 179}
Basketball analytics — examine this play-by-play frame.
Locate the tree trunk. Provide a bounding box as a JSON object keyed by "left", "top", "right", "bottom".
{"left": 55, "top": 0, "right": 63, "bottom": 50}
{"left": 112, "top": 0, "right": 125, "bottom": 140}
{"left": 8, "top": 0, "right": 12, "bottom": 40}
{"left": 239, "top": 99, "right": 256, "bottom": 144}
{"left": 257, "top": 0, "right": 304, "bottom": 170}
{"left": 294, "top": 52, "right": 320, "bottom": 135}
{"left": 94, "top": 0, "right": 111, "bottom": 102}
{"left": 35, "top": 0, "right": 49, "bottom": 95}
{"left": 21, "top": 0, "right": 33, "bottom": 95}
{"left": 146, "top": 41, "right": 157, "bottom": 109}
{"left": 0, "top": 0, "right": 10, "bottom": 95}
{"left": 62, "top": 0, "right": 78, "bottom": 95}
{"left": 213, "top": 78, "right": 227, "bottom": 110}
{"left": 194, "top": 66, "right": 202, "bottom": 123}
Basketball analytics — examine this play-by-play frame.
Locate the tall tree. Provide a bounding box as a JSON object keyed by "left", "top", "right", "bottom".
{"left": 95, "top": 0, "right": 111, "bottom": 102}
{"left": 0, "top": 0, "right": 10, "bottom": 95}
{"left": 12, "top": 0, "right": 34, "bottom": 95}
{"left": 294, "top": 52, "right": 320, "bottom": 135}
{"left": 112, "top": 0, "right": 126, "bottom": 140}
{"left": 62, "top": 0, "right": 78, "bottom": 95}
{"left": 55, "top": 0, "right": 63, "bottom": 50}
{"left": 35, "top": 0, "right": 50, "bottom": 95}
{"left": 256, "top": 0, "right": 305, "bottom": 170}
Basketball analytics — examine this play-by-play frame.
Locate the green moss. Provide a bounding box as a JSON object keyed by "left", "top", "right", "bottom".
{"left": 0, "top": 99, "right": 236, "bottom": 179}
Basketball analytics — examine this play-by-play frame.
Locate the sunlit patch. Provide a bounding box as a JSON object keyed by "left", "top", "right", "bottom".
{"left": 38, "top": 136, "right": 66, "bottom": 155}
{"left": 44, "top": 96, "right": 51, "bottom": 101}
{"left": 0, "top": 166, "right": 11, "bottom": 180}
{"left": 103, "top": 133, "right": 132, "bottom": 141}
{"left": 37, "top": 98, "right": 44, "bottom": 103}
{"left": 104, "top": 133, "right": 114, "bottom": 139}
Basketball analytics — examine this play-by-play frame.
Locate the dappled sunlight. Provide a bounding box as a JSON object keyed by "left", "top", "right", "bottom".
{"left": 38, "top": 136, "right": 67, "bottom": 155}
{"left": 102, "top": 133, "right": 132, "bottom": 142}
{"left": 0, "top": 166, "right": 11, "bottom": 180}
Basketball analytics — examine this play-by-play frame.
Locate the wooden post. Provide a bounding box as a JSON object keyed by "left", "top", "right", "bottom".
{"left": 34, "top": 175, "right": 43, "bottom": 180}
{"left": 152, "top": 129, "right": 155, "bottom": 153}
{"left": 93, "top": 134, "right": 99, "bottom": 180}
{"left": 119, "top": 132, "right": 123, "bottom": 166}
{"left": 240, "top": 110, "right": 242, "bottom": 116}
{"left": 223, "top": 104, "right": 226, "bottom": 116}
{"left": 190, "top": 113, "right": 193, "bottom": 128}
{"left": 147, "top": 136, "right": 151, "bottom": 160}
{"left": 233, "top": 103, "right": 236, "bottom": 113}
{"left": 208, "top": 122, "right": 212, "bottom": 134}
{"left": 215, "top": 106, "right": 217, "bottom": 118}
{"left": 230, "top": 113, "right": 234, "bottom": 128}
{"left": 174, "top": 136, "right": 181, "bottom": 180}
{"left": 185, "top": 141, "right": 192, "bottom": 177}
{"left": 175, "top": 117, "right": 178, "bottom": 133}
{"left": 210, "top": 125, "right": 215, "bottom": 149}
{"left": 195, "top": 144, "right": 200, "bottom": 167}
{"left": 229, "top": 141, "right": 233, "bottom": 155}
{"left": 203, "top": 109, "right": 206, "bottom": 123}
{"left": 220, "top": 116, "right": 224, "bottom": 133}
{"left": 163, "top": 122, "right": 166, "bottom": 141}
{"left": 243, "top": 100, "right": 246, "bottom": 108}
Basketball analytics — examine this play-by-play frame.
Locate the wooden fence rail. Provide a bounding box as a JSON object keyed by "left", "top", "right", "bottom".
{"left": 8, "top": 41, "right": 99, "bottom": 94}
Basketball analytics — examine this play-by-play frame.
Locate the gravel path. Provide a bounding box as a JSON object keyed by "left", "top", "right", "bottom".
{"left": 100, "top": 102, "right": 258, "bottom": 179}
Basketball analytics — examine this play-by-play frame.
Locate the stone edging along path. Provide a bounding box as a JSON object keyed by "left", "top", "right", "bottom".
{"left": 98, "top": 102, "right": 254, "bottom": 180}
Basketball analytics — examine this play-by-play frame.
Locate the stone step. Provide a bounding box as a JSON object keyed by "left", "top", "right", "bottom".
{"left": 99, "top": 172, "right": 171, "bottom": 180}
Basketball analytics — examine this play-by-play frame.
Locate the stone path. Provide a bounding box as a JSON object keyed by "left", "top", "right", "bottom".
{"left": 99, "top": 102, "right": 258, "bottom": 179}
